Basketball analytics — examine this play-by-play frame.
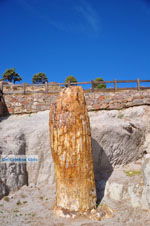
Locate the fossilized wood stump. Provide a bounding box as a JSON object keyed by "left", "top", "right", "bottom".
{"left": 49, "top": 86, "right": 96, "bottom": 212}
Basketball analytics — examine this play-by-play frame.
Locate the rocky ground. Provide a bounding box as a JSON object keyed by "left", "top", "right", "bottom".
{"left": 0, "top": 106, "right": 150, "bottom": 225}
{"left": 0, "top": 164, "right": 150, "bottom": 226}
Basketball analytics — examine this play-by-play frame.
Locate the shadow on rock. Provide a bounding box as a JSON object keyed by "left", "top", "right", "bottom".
{"left": 92, "top": 138, "right": 113, "bottom": 205}
{"left": 0, "top": 133, "right": 28, "bottom": 199}
{"left": 0, "top": 91, "right": 10, "bottom": 121}
{"left": 0, "top": 179, "right": 9, "bottom": 199}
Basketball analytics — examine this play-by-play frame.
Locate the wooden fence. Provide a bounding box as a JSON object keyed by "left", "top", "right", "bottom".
{"left": 0, "top": 79, "right": 150, "bottom": 94}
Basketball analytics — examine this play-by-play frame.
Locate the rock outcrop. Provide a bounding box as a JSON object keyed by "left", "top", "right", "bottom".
{"left": 100, "top": 156, "right": 150, "bottom": 210}
{"left": 0, "top": 111, "right": 55, "bottom": 197}
{"left": 49, "top": 86, "right": 96, "bottom": 211}
{"left": 0, "top": 105, "right": 150, "bottom": 209}
{"left": 0, "top": 130, "right": 28, "bottom": 194}
{"left": 89, "top": 109, "right": 146, "bottom": 187}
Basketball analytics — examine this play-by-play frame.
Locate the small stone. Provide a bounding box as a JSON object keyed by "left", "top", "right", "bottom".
{"left": 90, "top": 209, "right": 96, "bottom": 214}
{"left": 29, "top": 183, "right": 35, "bottom": 188}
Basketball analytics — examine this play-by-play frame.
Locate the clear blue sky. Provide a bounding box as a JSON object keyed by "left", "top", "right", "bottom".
{"left": 0, "top": 0, "right": 150, "bottom": 85}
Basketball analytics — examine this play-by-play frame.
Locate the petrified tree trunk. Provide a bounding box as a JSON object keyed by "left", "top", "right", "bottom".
{"left": 49, "top": 86, "right": 96, "bottom": 212}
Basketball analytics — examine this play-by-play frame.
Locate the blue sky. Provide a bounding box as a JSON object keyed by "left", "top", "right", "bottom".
{"left": 0, "top": 0, "right": 150, "bottom": 85}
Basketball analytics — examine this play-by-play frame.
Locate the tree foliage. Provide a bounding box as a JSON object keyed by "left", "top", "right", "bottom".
{"left": 2, "top": 68, "right": 22, "bottom": 84}
{"left": 93, "top": 77, "right": 106, "bottom": 89}
{"left": 65, "top": 75, "right": 77, "bottom": 86}
{"left": 32, "top": 72, "right": 48, "bottom": 84}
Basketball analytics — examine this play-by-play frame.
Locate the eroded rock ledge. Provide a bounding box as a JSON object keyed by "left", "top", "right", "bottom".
{"left": 0, "top": 105, "right": 150, "bottom": 209}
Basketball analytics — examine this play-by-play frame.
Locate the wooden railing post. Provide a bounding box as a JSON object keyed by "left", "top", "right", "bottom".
{"left": 68, "top": 81, "right": 71, "bottom": 87}
{"left": 91, "top": 80, "right": 94, "bottom": 92}
{"left": 45, "top": 82, "right": 48, "bottom": 93}
{"left": 137, "top": 78, "right": 140, "bottom": 91}
{"left": 114, "top": 80, "right": 117, "bottom": 91}
{"left": 11, "top": 82, "right": 13, "bottom": 92}
{"left": 0, "top": 81, "right": 3, "bottom": 94}
{"left": 23, "top": 83, "right": 26, "bottom": 94}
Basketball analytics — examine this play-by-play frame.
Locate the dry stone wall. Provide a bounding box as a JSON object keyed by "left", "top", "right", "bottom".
{"left": 1, "top": 89, "right": 150, "bottom": 115}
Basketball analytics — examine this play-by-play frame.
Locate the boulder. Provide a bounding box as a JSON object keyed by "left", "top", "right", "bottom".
{"left": 0, "top": 130, "right": 28, "bottom": 193}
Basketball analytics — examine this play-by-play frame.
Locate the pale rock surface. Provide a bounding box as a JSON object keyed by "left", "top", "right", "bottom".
{"left": 102, "top": 156, "right": 150, "bottom": 209}
{"left": 0, "top": 111, "right": 55, "bottom": 195}
{"left": 89, "top": 108, "right": 146, "bottom": 170}
{"left": 142, "top": 156, "right": 150, "bottom": 208}
{"left": 0, "top": 129, "right": 28, "bottom": 193}
{"left": 89, "top": 106, "right": 150, "bottom": 205}
{"left": 0, "top": 105, "right": 150, "bottom": 210}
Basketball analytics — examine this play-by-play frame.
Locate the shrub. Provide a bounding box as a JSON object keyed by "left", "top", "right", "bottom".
{"left": 93, "top": 77, "right": 106, "bottom": 89}
{"left": 3, "top": 196, "right": 10, "bottom": 202}
{"left": 65, "top": 75, "right": 77, "bottom": 86}
{"left": 124, "top": 170, "right": 141, "bottom": 177}
{"left": 2, "top": 68, "right": 22, "bottom": 84}
{"left": 32, "top": 72, "right": 48, "bottom": 84}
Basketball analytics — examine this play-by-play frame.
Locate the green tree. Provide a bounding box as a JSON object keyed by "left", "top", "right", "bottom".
{"left": 93, "top": 77, "right": 106, "bottom": 89}
{"left": 32, "top": 72, "right": 48, "bottom": 84}
{"left": 2, "top": 68, "right": 22, "bottom": 84}
{"left": 65, "top": 75, "right": 77, "bottom": 86}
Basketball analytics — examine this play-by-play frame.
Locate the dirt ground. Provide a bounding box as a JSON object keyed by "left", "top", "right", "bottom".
{"left": 0, "top": 183, "right": 149, "bottom": 226}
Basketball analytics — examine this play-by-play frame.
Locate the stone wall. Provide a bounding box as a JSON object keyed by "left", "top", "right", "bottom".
{"left": 3, "top": 93, "right": 58, "bottom": 114}
{"left": 85, "top": 89, "right": 150, "bottom": 110}
{"left": 1, "top": 89, "right": 150, "bottom": 115}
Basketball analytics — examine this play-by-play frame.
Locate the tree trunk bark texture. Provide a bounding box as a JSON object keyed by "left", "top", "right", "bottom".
{"left": 49, "top": 86, "right": 96, "bottom": 212}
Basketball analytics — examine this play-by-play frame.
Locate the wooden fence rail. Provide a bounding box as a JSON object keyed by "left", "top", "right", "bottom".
{"left": 0, "top": 79, "right": 150, "bottom": 94}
